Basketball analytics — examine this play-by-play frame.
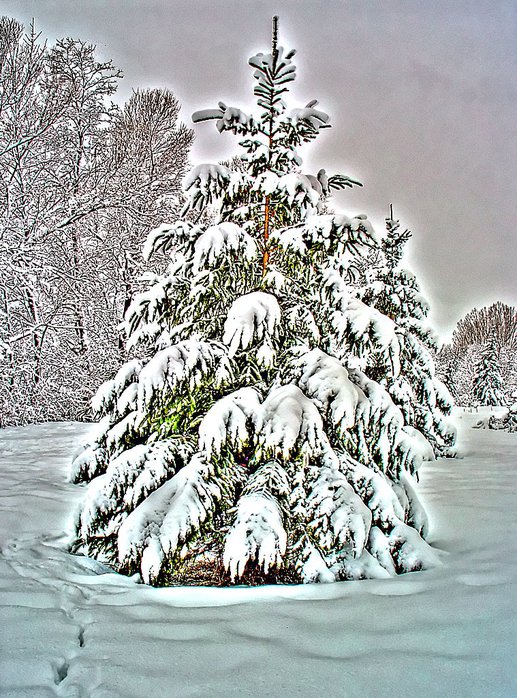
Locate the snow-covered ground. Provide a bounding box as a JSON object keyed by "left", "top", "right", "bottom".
{"left": 0, "top": 409, "right": 515, "bottom": 697}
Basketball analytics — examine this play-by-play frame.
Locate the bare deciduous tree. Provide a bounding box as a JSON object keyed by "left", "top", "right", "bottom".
{"left": 0, "top": 18, "right": 193, "bottom": 425}
{"left": 451, "top": 302, "right": 517, "bottom": 352}
{"left": 436, "top": 302, "right": 517, "bottom": 406}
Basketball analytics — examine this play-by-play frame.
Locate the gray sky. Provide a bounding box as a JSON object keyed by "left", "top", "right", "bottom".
{"left": 3, "top": 0, "right": 516, "bottom": 340}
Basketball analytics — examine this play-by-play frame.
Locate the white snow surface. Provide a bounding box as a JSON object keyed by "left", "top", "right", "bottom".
{"left": 0, "top": 409, "right": 516, "bottom": 697}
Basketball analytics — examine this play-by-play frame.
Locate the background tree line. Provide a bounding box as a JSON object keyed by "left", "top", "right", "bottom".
{"left": 0, "top": 17, "right": 194, "bottom": 425}
{"left": 436, "top": 302, "right": 517, "bottom": 407}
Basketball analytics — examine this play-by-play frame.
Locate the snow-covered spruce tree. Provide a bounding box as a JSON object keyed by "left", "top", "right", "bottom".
{"left": 472, "top": 330, "right": 506, "bottom": 406}
{"left": 359, "top": 207, "right": 456, "bottom": 457}
{"left": 71, "top": 19, "right": 454, "bottom": 586}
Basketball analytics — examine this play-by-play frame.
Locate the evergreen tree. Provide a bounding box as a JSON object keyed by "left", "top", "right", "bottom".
{"left": 360, "top": 208, "right": 456, "bottom": 456}
{"left": 72, "top": 19, "right": 454, "bottom": 586}
{"left": 472, "top": 330, "right": 506, "bottom": 406}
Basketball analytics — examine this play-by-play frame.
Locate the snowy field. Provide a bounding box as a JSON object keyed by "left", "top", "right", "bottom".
{"left": 0, "top": 409, "right": 515, "bottom": 697}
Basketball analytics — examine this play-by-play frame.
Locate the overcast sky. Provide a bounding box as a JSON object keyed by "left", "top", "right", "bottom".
{"left": 3, "top": 0, "right": 516, "bottom": 340}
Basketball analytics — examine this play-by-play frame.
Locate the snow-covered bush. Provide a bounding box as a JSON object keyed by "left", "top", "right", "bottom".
{"left": 72, "top": 19, "right": 454, "bottom": 586}
{"left": 489, "top": 404, "right": 517, "bottom": 432}
{"left": 475, "top": 399, "right": 517, "bottom": 432}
